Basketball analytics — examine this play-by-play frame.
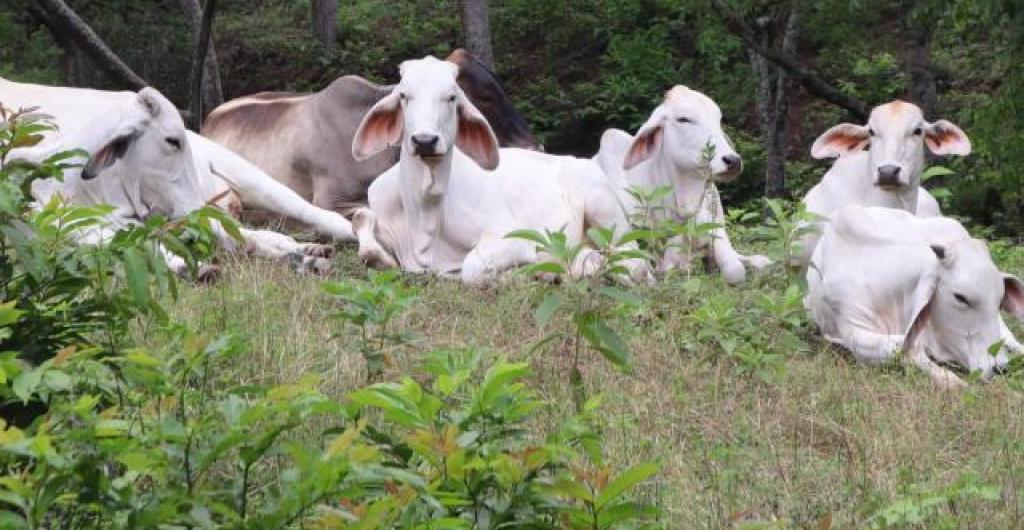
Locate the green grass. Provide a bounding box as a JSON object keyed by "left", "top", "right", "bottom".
{"left": 146, "top": 241, "right": 1024, "bottom": 529}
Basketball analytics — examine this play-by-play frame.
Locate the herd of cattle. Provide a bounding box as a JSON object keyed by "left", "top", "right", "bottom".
{"left": 2, "top": 50, "right": 1021, "bottom": 389}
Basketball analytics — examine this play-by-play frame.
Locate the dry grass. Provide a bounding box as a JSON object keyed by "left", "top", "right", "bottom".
{"left": 153, "top": 245, "right": 1024, "bottom": 529}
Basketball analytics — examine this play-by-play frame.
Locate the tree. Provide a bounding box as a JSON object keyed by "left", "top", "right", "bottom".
{"left": 747, "top": 3, "right": 799, "bottom": 197}
{"left": 188, "top": 0, "right": 217, "bottom": 130}
{"left": 179, "top": 0, "right": 223, "bottom": 113}
{"left": 459, "top": 0, "right": 495, "bottom": 69}
{"left": 32, "top": 0, "right": 147, "bottom": 90}
{"left": 311, "top": 0, "right": 338, "bottom": 49}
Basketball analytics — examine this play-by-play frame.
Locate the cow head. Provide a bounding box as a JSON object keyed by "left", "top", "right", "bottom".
{"left": 81, "top": 87, "right": 206, "bottom": 220}
{"left": 905, "top": 239, "right": 1024, "bottom": 378}
{"left": 446, "top": 49, "right": 540, "bottom": 151}
{"left": 811, "top": 100, "right": 971, "bottom": 190}
{"left": 353, "top": 56, "right": 499, "bottom": 171}
{"left": 624, "top": 86, "right": 742, "bottom": 182}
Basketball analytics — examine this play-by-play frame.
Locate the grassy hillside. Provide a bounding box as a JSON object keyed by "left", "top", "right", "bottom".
{"left": 148, "top": 228, "right": 1024, "bottom": 528}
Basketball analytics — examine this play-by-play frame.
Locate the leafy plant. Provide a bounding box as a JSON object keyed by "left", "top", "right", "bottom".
{"left": 323, "top": 269, "right": 419, "bottom": 382}
{"left": 347, "top": 348, "right": 662, "bottom": 529}
{"left": 506, "top": 226, "right": 649, "bottom": 412}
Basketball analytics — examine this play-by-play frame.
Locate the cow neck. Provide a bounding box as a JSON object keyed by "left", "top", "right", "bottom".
{"left": 397, "top": 148, "right": 453, "bottom": 268}
{"left": 647, "top": 154, "right": 711, "bottom": 221}
{"left": 860, "top": 174, "right": 921, "bottom": 213}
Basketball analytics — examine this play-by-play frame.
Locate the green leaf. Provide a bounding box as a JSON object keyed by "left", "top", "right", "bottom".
{"left": 505, "top": 229, "right": 548, "bottom": 246}
{"left": 595, "top": 286, "right": 643, "bottom": 307}
{"left": 534, "top": 292, "right": 564, "bottom": 326}
{"left": 122, "top": 247, "right": 150, "bottom": 308}
{"left": 921, "top": 166, "right": 955, "bottom": 181}
{"left": 596, "top": 462, "right": 660, "bottom": 510}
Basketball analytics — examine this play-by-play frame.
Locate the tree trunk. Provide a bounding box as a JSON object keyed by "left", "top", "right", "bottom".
{"left": 311, "top": 0, "right": 338, "bottom": 49}
{"left": 716, "top": 0, "right": 867, "bottom": 121}
{"left": 748, "top": 6, "right": 799, "bottom": 198}
{"left": 179, "top": 0, "right": 223, "bottom": 112}
{"left": 189, "top": 0, "right": 217, "bottom": 131}
{"left": 459, "top": 0, "right": 495, "bottom": 70}
{"left": 33, "top": 0, "right": 147, "bottom": 89}
{"left": 904, "top": 25, "right": 937, "bottom": 117}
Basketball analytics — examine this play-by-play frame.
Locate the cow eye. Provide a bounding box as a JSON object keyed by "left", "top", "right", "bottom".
{"left": 913, "top": 127, "right": 923, "bottom": 136}
{"left": 165, "top": 137, "right": 181, "bottom": 149}
{"left": 676, "top": 117, "right": 692, "bottom": 124}
{"left": 447, "top": 94, "right": 457, "bottom": 103}
{"left": 953, "top": 293, "right": 970, "bottom": 306}
{"left": 868, "top": 128, "right": 876, "bottom": 137}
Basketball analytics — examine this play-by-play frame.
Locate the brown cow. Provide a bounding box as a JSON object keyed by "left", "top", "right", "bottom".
{"left": 201, "top": 49, "right": 539, "bottom": 217}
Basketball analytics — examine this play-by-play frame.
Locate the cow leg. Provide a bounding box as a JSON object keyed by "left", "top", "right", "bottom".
{"left": 192, "top": 132, "right": 355, "bottom": 241}
{"left": 707, "top": 230, "right": 747, "bottom": 284}
{"left": 834, "top": 327, "right": 904, "bottom": 366}
{"left": 238, "top": 227, "right": 332, "bottom": 275}
{"left": 352, "top": 208, "right": 398, "bottom": 270}
{"left": 1000, "top": 318, "right": 1024, "bottom": 355}
{"left": 906, "top": 343, "right": 968, "bottom": 390}
{"left": 460, "top": 238, "right": 537, "bottom": 286}
{"left": 582, "top": 187, "right": 653, "bottom": 284}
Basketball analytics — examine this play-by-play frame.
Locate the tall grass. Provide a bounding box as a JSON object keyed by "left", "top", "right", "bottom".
{"left": 154, "top": 235, "right": 1024, "bottom": 528}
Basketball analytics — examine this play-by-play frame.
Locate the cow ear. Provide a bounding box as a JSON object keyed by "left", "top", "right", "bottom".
{"left": 924, "top": 120, "right": 971, "bottom": 156}
{"left": 353, "top": 91, "right": 403, "bottom": 161}
{"left": 904, "top": 265, "right": 940, "bottom": 353}
{"left": 811, "top": 123, "right": 870, "bottom": 159}
{"left": 623, "top": 113, "right": 664, "bottom": 170}
{"left": 137, "top": 87, "right": 163, "bottom": 117}
{"left": 81, "top": 131, "right": 138, "bottom": 180}
{"left": 456, "top": 94, "right": 500, "bottom": 170}
{"left": 1002, "top": 274, "right": 1024, "bottom": 319}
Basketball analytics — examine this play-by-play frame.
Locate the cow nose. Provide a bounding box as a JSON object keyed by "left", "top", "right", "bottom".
{"left": 411, "top": 134, "right": 440, "bottom": 155}
{"left": 722, "top": 154, "right": 742, "bottom": 171}
{"left": 877, "top": 165, "right": 902, "bottom": 187}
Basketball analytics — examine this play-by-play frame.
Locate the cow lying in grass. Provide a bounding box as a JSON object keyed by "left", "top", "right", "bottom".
{"left": 349, "top": 56, "right": 650, "bottom": 286}
{"left": 797, "top": 100, "right": 971, "bottom": 264}
{"left": 1, "top": 78, "right": 356, "bottom": 277}
{"left": 805, "top": 205, "right": 1023, "bottom": 389}
{"left": 201, "top": 49, "right": 540, "bottom": 217}
{"left": 594, "top": 86, "right": 771, "bottom": 284}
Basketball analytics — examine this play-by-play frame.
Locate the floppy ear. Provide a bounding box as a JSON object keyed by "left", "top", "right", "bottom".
{"left": 1002, "top": 274, "right": 1024, "bottom": 319}
{"left": 455, "top": 93, "right": 500, "bottom": 170}
{"left": 811, "top": 123, "right": 870, "bottom": 159}
{"left": 623, "top": 111, "right": 665, "bottom": 170}
{"left": 904, "top": 254, "right": 941, "bottom": 352}
{"left": 81, "top": 131, "right": 139, "bottom": 180}
{"left": 352, "top": 91, "right": 403, "bottom": 161}
{"left": 924, "top": 120, "right": 971, "bottom": 156}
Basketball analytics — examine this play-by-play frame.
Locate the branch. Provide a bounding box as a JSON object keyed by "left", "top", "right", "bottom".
{"left": 716, "top": 3, "right": 868, "bottom": 121}
{"left": 33, "top": 0, "right": 148, "bottom": 90}
{"left": 189, "top": 0, "right": 217, "bottom": 130}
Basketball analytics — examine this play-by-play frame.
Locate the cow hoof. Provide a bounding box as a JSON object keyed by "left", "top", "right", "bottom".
{"left": 745, "top": 254, "right": 773, "bottom": 271}
{"left": 196, "top": 264, "right": 221, "bottom": 284}
{"left": 300, "top": 256, "right": 333, "bottom": 276}
{"left": 301, "top": 243, "right": 334, "bottom": 258}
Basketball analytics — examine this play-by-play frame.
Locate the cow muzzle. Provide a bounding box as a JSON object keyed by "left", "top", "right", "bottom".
{"left": 411, "top": 133, "right": 442, "bottom": 160}
{"left": 875, "top": 165, "right": 905, "bottom": 189}
{"left": 713, "top": 154, "right": 743, "bottom": 182}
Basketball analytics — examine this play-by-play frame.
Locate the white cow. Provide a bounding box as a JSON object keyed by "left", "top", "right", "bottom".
{"left": 348, "top": 56, "right": 650, "bottom": 285}
{"left": 0, "top": 78, "right": 356, "bottom": 276}
{"left": 594, "top": 86, "right": 771, "bottom": 284}
{"left": 806, "top": 205, "right": 1023, "bottom": 388}
{"left": 797, "top": 100, "right": 971, "bottom": 264}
